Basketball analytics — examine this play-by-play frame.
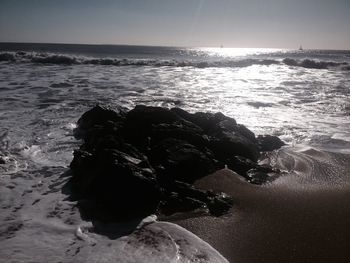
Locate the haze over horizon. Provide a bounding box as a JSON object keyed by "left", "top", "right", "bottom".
{"left": 1, "top": 0, "right": 350, "bottom": 50}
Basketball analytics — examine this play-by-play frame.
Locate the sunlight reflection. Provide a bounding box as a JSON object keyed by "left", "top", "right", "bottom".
{"left": 197, "top": 47, "right": 284, "bottom": 58}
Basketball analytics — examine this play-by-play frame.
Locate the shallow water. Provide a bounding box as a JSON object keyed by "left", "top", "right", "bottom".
{"left": 1, "top": 46, "right": 350, "bottom": 171}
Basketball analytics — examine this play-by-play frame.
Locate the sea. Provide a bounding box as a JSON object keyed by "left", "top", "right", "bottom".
{"left": 1, "top": 43, "right": 350, "bottom": 262}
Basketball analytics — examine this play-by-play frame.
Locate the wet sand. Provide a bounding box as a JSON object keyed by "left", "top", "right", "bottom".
{"left": 172, "top": 147, "right": 350, "bottom": 263}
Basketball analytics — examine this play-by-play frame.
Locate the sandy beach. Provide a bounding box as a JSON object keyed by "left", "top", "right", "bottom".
{"left": 173, "top": 148, "right": 350, "bottom": 262}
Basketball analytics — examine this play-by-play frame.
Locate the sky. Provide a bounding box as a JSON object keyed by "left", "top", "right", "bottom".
{"left": 0, "top": 0, "right": 350, "bottom": 49}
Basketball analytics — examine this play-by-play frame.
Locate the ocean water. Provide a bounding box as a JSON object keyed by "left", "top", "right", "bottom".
{"left": 1, "top": 43, "right": 350, "bottom": 262}
{"left": 1, "top": 43, "right": 349, "bottom": 170}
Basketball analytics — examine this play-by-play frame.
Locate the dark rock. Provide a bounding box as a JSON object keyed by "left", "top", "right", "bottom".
{"left": 160, "top": 181, "right": 233, "bottom": 216}
{"left": 70, "top": 148, "right": 161, "bottom": 220}
{"left": 123, "top": 105, "right": 183, "bottom": 149}
{"left": 209, "top": 132, "right": 259, "bottom": 162}
{"left": 159, "top": 192, "right": 208, "bottom": 216}
{"left": 171, "top": 108, "right": 235, "bottom": 133}
{"left": 70, "top": 149, "right": 97, "bottom": 194}
{"left": 225, "top": 155, "right": 258, "bottom": 176}
{"left": 149, "top": 122, "right": 206, "bottom": 148}
{"left": 74, "top": 105, "right": 126, "bottom": 141}
{"left": 170, "top": 181, "right": 215, "bottom": 202}
{"left": 207, "top": 192, "right": 234, "bottom": 216}
{"left": 206, "top": 117, "right": 259, "bottom": 161}
{"left": 235, "top": 124, "right": 257, "bottom": 142}
{"left": 69, "top": 105, "right": 280, "bottom": 221}
{"left": 126, "top": 105, "right": 181, "bottom": 128}
{"left": 257, "top": 135, "right": 285, "bottom": 152}
{"left": 150, "top": 138, "right": 216, "bottom": 183}
{"left": 246, "top": 168, "right": 270, "bottom": 185}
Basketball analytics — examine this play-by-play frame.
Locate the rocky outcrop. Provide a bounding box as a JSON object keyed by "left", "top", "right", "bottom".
{"left": 70, "top": 105, "right": 284, "bottom": 221}
{"left": 257, "top": 134, "right": 285, "bottom": 152}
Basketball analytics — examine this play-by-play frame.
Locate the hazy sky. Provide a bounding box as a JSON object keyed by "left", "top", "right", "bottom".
{"left": 1, "top": 0, "right": 349, "bottom": 49}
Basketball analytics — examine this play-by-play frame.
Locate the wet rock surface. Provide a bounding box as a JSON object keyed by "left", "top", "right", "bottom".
{"left": 69, "top": 105, "right": 284, "bottom": 221}
{"left": 257, "top": 134, "right": 285, "bottom": 152}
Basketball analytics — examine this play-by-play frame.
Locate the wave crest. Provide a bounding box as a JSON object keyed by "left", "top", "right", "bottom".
{"left": 31, "top": 54, "right": 77, "bottom": 64}
{"left": 0, "top": 51, "right": 348, "bottom": 70}
{"left": 283, "top": 58, "right": 347, "bottom": 69}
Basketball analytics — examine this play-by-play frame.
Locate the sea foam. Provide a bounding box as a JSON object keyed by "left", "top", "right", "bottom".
{"left": 1, "top": 51, "right": 349, "bottom": 70}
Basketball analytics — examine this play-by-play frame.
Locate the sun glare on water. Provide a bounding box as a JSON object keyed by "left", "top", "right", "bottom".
{"left": 197, "top": 47, "right": 284, "bottom": 58}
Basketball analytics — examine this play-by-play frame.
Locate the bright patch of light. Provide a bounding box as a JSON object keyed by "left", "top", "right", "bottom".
{"left": 197, "top": 47, "right": 284, "bottom": 58}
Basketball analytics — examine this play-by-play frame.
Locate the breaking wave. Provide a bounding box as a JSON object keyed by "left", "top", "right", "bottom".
{"left": 0, "top": 51, "right": 348, "bottom": 70}
{"left": 282, "top": 58, "right": 348, "bottom": 69}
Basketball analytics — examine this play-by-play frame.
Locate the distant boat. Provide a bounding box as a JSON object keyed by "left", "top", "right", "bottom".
{"left": 220, "top": 44, "right": 223, "bottom": 48}
{"left": 299, "top": 45, "right": 303, "bottom": 51}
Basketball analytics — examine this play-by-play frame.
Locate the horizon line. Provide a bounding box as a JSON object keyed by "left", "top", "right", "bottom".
{"left": 0, "top": 41, "right": 349, "bottom": 52}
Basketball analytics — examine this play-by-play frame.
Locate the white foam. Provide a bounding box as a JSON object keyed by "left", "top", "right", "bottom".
{"left": 0, "top": 161, "right": 228, "bottom": 263}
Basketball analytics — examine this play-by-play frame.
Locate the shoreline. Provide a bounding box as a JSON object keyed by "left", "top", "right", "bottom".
{"left": 1, "top": 104, "right": 350, "bottom": 262}
{"left": 67, "top": 105, "right": 350, "bottom": 262}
